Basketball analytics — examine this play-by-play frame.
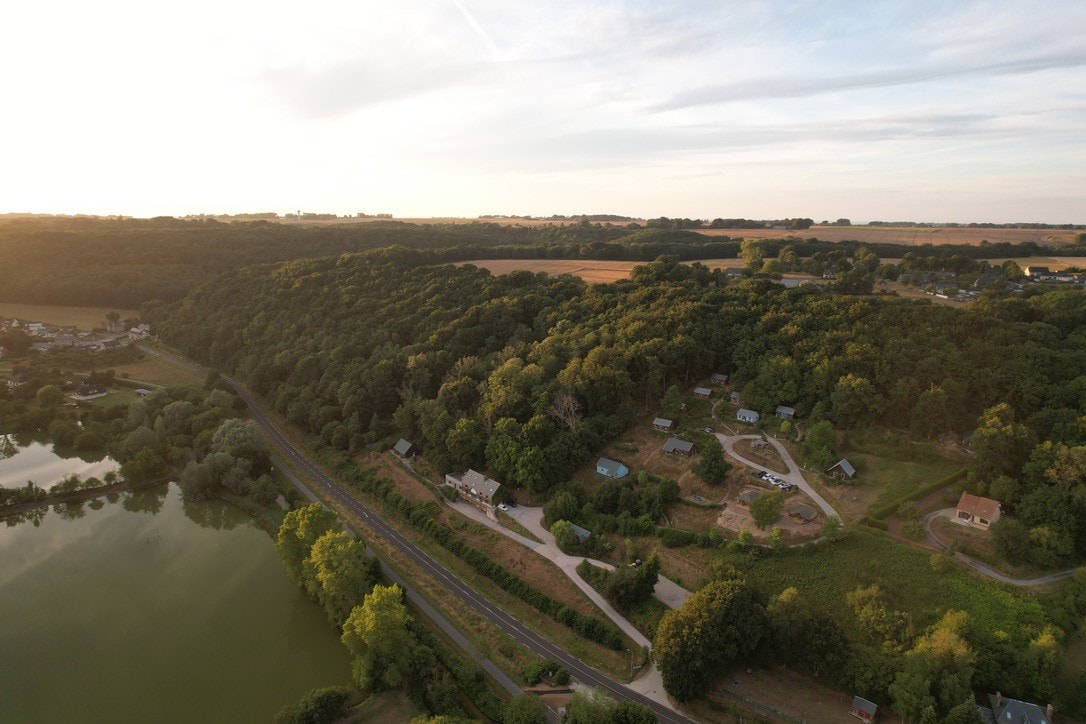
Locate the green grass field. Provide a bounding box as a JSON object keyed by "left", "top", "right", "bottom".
{"left": 843, "top": 429, "right": 964, "bottom": 511}
{"left": 731, "top": 530, "right": 1049, "bottom": 636}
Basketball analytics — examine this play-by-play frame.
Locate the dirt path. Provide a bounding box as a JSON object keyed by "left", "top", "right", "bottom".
{"left": 717, "top": 433, "right": 840, "bottom": 520}
{"left": 924, "top": 509, "right": 1077, "bottom": 586}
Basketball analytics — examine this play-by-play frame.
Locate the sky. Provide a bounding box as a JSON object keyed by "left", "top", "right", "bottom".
{"left": 2, "top": 1, "right": 1085, "bottom": 223}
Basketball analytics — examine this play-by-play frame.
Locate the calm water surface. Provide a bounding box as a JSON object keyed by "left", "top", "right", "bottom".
{"left": 0, "top": 483, "right": 349, "bottom": 722}
{"left": 0, "top": 432, "right": 120, "bottom": 489}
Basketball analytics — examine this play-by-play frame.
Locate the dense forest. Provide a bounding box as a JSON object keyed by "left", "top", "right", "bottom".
{"left": 3, "top": 216, "right": 1083, "bottom": 307}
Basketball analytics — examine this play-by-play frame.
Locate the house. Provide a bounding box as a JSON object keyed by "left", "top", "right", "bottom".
{"left": 693, "top": 386, "right": 712, "bottom": 399}
{"left": 128, "top": 323, "right": 151, "bottom": 340}
{"left": 827, "top": 459, "right": 856, "bottom": 481}
{"left": 134, "top": 388, "right": 152, "bottom": 396}
{"left": 596, "top": 457, "right": 629, "bottom": 479}
{"left": 726, "top": 268, "right": 746, "bottom": 278}
{"left": 730, "top": 391, "right": 742, "bottom": 405}
{"left": 737, "top": 490, "right": 761, "bottom": 507}
{"left": 736, "top": 408, "right": 760, "bottom": 424}
{"left": 445, "top": 470, "right": 502, "bottom": 520}
{"left": 788, "top": 503, "right": 818, "bottom": 524}
{"left": 663, "top": 438, "right": 696, "bottom": 457}
{"left": 1024, "top": 266, "right": 1051, "bottom": 278}
{"left": 652, "top": 417, "right": 676, "bottom": 432}
{"left": 978, "top": 692, "right": 1051, "bottom": 724}
{"left": 392, "top": 438, "right": 418, "bottom": 459}
{"left": 710, "top": 373, "right": 729, "bottom": 386}
{"left": 850, "top": 696, "right": 877, "bottom": 722}
{"left": 70, "top": 384, "right": 108, "bottom": 401}
{"left": 956, "top": 492, "right": 1001, "bottom": 530}
{"left": 822, "top": 270, "right": 837, "bottom": 280}
{"left": 774, "top": 405, "right": 795, "bottom": 420}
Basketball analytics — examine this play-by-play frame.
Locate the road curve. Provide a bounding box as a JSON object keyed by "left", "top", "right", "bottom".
{"left": 924, "top": 509, "right": 1077, "bottom": 587}
{"left": 145, "top": 346, "right": 694, "bottom": 723}
{"left": 717, "top": 433, "right": 841, "bottom": 520}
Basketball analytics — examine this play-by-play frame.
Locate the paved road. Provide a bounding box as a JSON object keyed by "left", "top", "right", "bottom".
{"left": 924, "top": 509, "right": 1077, "bottom": 587}
{"left": 146, "top": 346, "right": 694, "bottom": 723}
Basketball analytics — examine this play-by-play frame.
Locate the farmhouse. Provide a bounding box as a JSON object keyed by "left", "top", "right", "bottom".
{"left": 849, "top": 696, "right": 877, "bottom": 722}
{"left": 710, "top": 373, "right": 729, "bottom": 386}
{"left": 1024, "top": 266, "right": 1051, "bottom": 278}
{"left": 596, "top": 457, "right": 629, "bottom": 479}
{"left": 663, "top": 438, "right": 696, "bottom": 457}
{"left": 736, "top": 408, "right": 760, "bottom": 424}
{"left": 392, "top": 438, "right": 417, "bottom": 459}
{"left": 774, "top": 405, "right": 795, "bottom": 419}
{"left": 827, "top": 459, "right": 856, "bottom": 481}
{"left": 446, "top": 469, "right": 501, "bottom": 520}
{"left": 978, "top": 693, "right": 1051, "bottom": 724}
{"left": 730, "top": 391, "right": 742, "bottom": 405}
{"left": 956, "top": 492, "right": 1001, "bottom": 530}
{"left": 693, "top": 386, "right": 712, "bottom": 399}
{"left": 652, "top": 417, "right": 676, "bottom": 432}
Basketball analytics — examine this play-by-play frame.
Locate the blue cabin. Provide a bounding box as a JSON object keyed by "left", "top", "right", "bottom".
{"left": 596, "top": 457, "right": 629, "bottom": 479}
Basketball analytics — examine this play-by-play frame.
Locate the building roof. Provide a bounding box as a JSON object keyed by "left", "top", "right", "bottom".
{"left": 737, "top": 408, "right": 760, "bottom": 419}
{"left": 652, "top": 417, "right": 675, "bottom": 428}
{"left": 458, "top": 469, "right": 501, "bottom": 498}
{"left": 829, "top": 458, "right": 856, "bottom": 476}
{"left": 775, "top": 405, "right": 796, "bottom": 416}
{"left": 730, "top": 391, "right": 741, "bottom": 400}
{"left": 663, "top": 438, "right": 695, "bottom": 454}
{"left": 851, "top": 696, "right": 877, "bottom": 716}
{"left": 693, "top": 386, "right": 712, "bottom": 396}
{"left": 710, "top": 373, "right": 729, "bottom": 383}
{"left": 987, "top": 694, "right": 1049, "bottom": 724}
{"left": 738, "top": 490, "right": 762, "bottom": 503}
{"left": 569, "top": 523, "right": 592, "bottom": 542}
{"left": 789, "top": 503, "right": 818, "bottom": 521}
{"left": 393, "top": 438, "right": 415, "bottom": 455}
{"left": 1025, "top": 266, "right": 1050, "bottom": 275}
{"left": 596, "top": 457, "right": 627, "bottom": 476}
{"left": 958, "top": 491, "right": 1000, "bottom": 521}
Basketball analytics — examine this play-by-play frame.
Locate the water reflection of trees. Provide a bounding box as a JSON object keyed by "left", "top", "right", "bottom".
{"left": 54, "top": 500, "right": 86, "bottom": 520}
{"left": 181, "top": 493, "right": 239, "bottom": 531}
{"left": 122, "top": 486, "right": 167, "bottom": 515}
{"left": 3, "top": 506, "right": 49, "bottom": 528}
{"left": 0, "top": 434, "right": 18, "bottom": 460}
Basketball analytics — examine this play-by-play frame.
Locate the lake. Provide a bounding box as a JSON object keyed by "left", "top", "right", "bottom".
{"left": 0, "top": 483, "right": 350, "bottom": 722}
{"left": 0, "top": 432, "right": 120, "bottom": 490}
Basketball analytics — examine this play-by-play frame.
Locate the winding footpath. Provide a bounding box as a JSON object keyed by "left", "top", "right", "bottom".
{"left": 924, "top": 509, "right": 1077, "bottom": 587}
{"left": 143, "top": 346, "right": 695, "bottom": 723}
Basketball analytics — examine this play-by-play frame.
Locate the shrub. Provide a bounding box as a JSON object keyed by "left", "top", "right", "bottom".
{"left": 274, "top": 686, "right": 350, "bottom": 724}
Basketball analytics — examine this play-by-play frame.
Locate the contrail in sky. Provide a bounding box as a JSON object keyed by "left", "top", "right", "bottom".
{"left": 449, "top": 0, "right": 501, "bottom": 60}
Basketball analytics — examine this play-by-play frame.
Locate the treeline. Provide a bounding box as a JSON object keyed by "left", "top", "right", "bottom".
{"left": 153, "top": 254, "right": 1085, "bottom": 499}
{"left": 653, "top": 568, "right": 1086, "bottom": 719}
{"left": 2, "top": 215, "right": 1083, "bottom": 307}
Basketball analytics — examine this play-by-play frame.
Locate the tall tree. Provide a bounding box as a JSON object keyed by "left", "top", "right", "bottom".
{"left": 341, "top": 584, "right": 417, "bottom": 691}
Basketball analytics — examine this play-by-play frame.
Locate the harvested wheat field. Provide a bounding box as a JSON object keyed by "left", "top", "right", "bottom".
{"left": 695, "top": 225, "right": 1081, "bottom": 246}
{"left": 458, "top": 259, "right": 641, "bottom": 283}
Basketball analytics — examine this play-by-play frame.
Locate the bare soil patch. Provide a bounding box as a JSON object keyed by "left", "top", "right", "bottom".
{"left": 733, "top": 439, "right": 787, "bottom": 474}
{"left": 697, "top": 665, "right": 881, "bottom": 724}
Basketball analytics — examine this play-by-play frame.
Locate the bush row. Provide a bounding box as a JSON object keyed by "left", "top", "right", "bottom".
{"left": 411, "top": 620, "right": 504, "bottom": 721}
{"left": 869, "top": 469, "right": 967, "bottom": 520}
{"left": 336, "top": 461, "right": 625, "bottom": 651}
{"left": 657, "top": 526, "right": 724, "bottom": 549}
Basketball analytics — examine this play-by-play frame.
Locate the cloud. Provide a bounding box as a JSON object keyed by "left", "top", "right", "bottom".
{"left": 656, "top": 49, "right": 1086, "bottom": 110}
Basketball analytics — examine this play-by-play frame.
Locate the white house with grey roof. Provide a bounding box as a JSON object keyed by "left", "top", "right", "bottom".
{"left": 446, "top": 469, "right": 502, "bottom": 520}
{"left": 596, "top": 457, "right": 629, "bottom": 479}
{"left": 737, "top": 408, "right": 760, "bottom": 424}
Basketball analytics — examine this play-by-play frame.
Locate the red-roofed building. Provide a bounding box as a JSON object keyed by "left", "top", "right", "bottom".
{"left": 956, "top": 492, "right": 1001, "bottom": 530}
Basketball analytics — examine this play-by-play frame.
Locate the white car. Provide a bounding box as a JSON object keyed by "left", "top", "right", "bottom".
{"left": 497, "top": 503, "right": 509, "bottom": 512}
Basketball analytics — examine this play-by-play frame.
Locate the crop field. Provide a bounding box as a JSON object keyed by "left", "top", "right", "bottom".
{"left": 694, "top": 225, "right": 1081, "bottom": 246}
{"left": 459, "top": 257, "right": 761, "bottom": 284}
{"left": 0, "top": 303, "right": 139, "bottom": 330}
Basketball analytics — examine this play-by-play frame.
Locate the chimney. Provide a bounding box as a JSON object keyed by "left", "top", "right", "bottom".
{"left": 996, "top": 692, "right": 1003, "bottom": 707}
{"left": 1048, "top": 703, "right": 1054, "bottom": 720}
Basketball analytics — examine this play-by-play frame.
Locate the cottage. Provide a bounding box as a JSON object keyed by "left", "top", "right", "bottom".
{"left": 736, "top": 408, "right": 760, "bottom": 424}
{"left": 693, "top": 386, "right": 712, "bottom": 399}
{"left": 652, "top": 417, "right": 676, "bottom": 432}
{"left": 1024, "top": 266, "right": 1051, "bottom": 278}
{"left": 392, "top": 438, "right": 418, "bottom": 459}
{"left": 737, "top": 490, "right": 761, "bottom": 506}
{"left": 569, "top": 523, "right": 593, "bottom": 543}
{"left": 70, "top": 384, "right": 108, "bottom": 401}
{"left": 978, "top": 692, "right": 1051, "bottom": 724}
{"left": 956, "top": 492, "right": 1001, "bottom": 530}
{"left": 710, "top": 373, "right": 729, "bottom": 386}
{"left": 134, "top": 388, "right": 152, "bottom": 396}
{"left": 662, "top": 438, "right": 696, "bottom": 457}
{"left": 729, "top": 391, "right": 742, "bottom": 405}
{"left": 596, "top": 457, "right": 629, "bottom": 479}
{"left": 827, "top": 459, "right": 856, "bottom": 481}
{"left": 849, "top": 696, "right": 877, "bottom": 722}
{"left": 445, "top": 470, "right": 502, "bottom": 520}
{"left": 788, "top": 503, "right": 818, "bottom": 524}
{"left": 774, "top": 405, "right": 795, "bottom": 420}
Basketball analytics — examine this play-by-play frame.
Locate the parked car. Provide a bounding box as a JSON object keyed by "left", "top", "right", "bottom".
{"left": 497, "top": 503, "right": 509, "bottom": 512}
{"left": 703, "top": 426, "right": 715, "bottom": 434}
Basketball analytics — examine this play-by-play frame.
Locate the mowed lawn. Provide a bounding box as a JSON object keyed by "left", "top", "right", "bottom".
{"left": 0, "top": 303, "right": 139, "bottom": 329}
{"left": 110, "top": 354, "right": 204, "bottom": 388}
